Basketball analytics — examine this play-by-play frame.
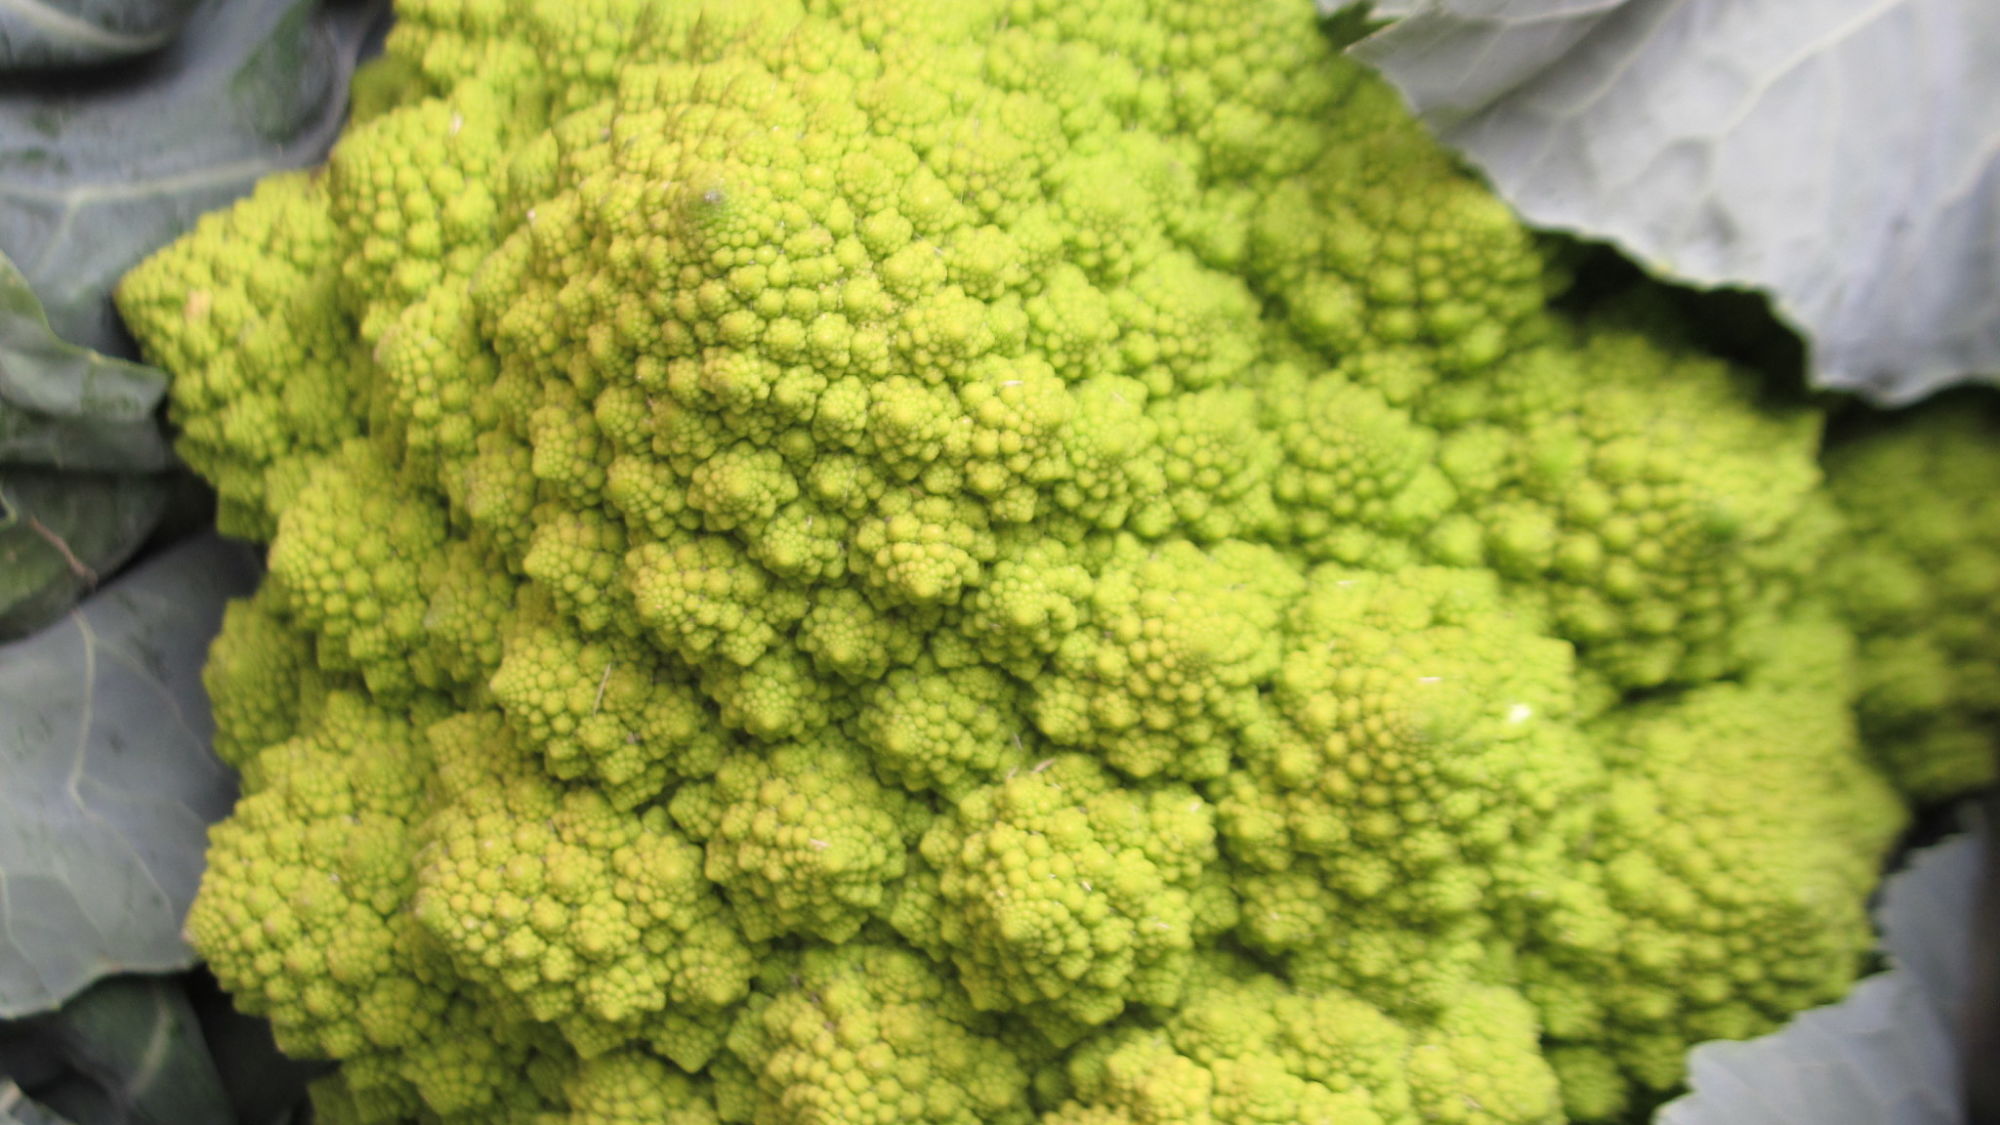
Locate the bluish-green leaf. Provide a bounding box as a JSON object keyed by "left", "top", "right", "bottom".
{"left": 1653, "top": 825, "right": 1985, "bottom": 1125}
{"left": 0, "top": 0, "right": 201, "bottom": 70}
{"left": 0, "top": 249, "right": 172, "bottom": 474}
{"left": 0, "top": 0, "right": 386, "bottom": 356}
{"left": 0, "top": 534, "right": 258, "bottom": 1017}
{"left": 1350, "top": 0, "right": 2000, "bottom": 404}
{"left": 0, "top": 471, "right": 172, "bottom": 640}
{"left": 0, "top": 0, "right": 382, "bottom": 629}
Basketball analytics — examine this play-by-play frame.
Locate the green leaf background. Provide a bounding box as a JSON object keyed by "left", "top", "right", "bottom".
{"left": 0, "top": 968, "right": 318, "bottom": 1125}
{"left": 1351, "top": 0, "right": 2000, "bottom": 404}
{"left": 0, "top": 251, "right": 171, "bottom": 474}
{"left": 1656, "top": 820, "right": 1986, "bottom": 1124}
{"left": 0, "top": 0, "right": 380, "bottom": 356}
{"left": 0, "top": 534, "right": 258, "bottom": 1018}
{"left": 0, "top": 1, "right": 202, "bottom": 70}
{"left": 0, "top": 0, "right": 386, "bottom": 638}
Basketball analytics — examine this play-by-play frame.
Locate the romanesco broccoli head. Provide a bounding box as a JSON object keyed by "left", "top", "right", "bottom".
{"left": 115, "top": 0, "right": 1989, "bottom": 1120}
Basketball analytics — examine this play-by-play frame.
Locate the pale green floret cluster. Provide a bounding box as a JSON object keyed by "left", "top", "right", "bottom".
{"left": 116, "top": 0, "right": 1990, "bottom": 1121}
{"left": 1821, "top": 394, "right": 2000, "bottom": 801}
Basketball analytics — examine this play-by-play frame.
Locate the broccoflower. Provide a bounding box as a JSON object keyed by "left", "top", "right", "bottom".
{"left": 115, "top": 0, "right": 1996, "bottom": 1121}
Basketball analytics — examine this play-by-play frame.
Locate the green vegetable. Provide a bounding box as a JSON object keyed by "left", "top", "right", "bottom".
{"left": 110, "top": 0, "right": 1994, "bottom": 1122}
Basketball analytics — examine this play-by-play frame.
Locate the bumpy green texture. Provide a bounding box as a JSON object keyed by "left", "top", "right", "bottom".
{"left": 1821, "top": 393, "right": 2000, "bottom": 801}
{"left": 115, "top": 0, "right": 1963, "bottom": 1121}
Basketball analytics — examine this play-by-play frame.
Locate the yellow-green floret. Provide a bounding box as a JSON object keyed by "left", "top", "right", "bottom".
{"left": 1821, "top": 393, "right": 2000, "bottom": 801}
{"left": 118, "top": 0, "right": 1970, "bottom": 1121}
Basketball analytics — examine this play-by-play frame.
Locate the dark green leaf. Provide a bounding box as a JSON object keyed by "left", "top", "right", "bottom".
{"left": 1, "top": 977, "right": 232, "bottom": 1125}
{"left": 184, "top": 970, "right": 323, "bottom": 1125}
{"left": 0, "top": 470, "right": 171, "bottom": 640}
{"left": 0, "top": 534, "right": 258, "bottom": 1017}
{"left": 0, "top": 1082, "right": 75, "bottom": 1125}
{"left": 0, "top": 976, "right": 232, "bottom": 1125}
{"left": 0, "top": 971, "right": 316, "bottom": 1125}
{"left": 0, "top": 0, "right": 201, "bottom": 70}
